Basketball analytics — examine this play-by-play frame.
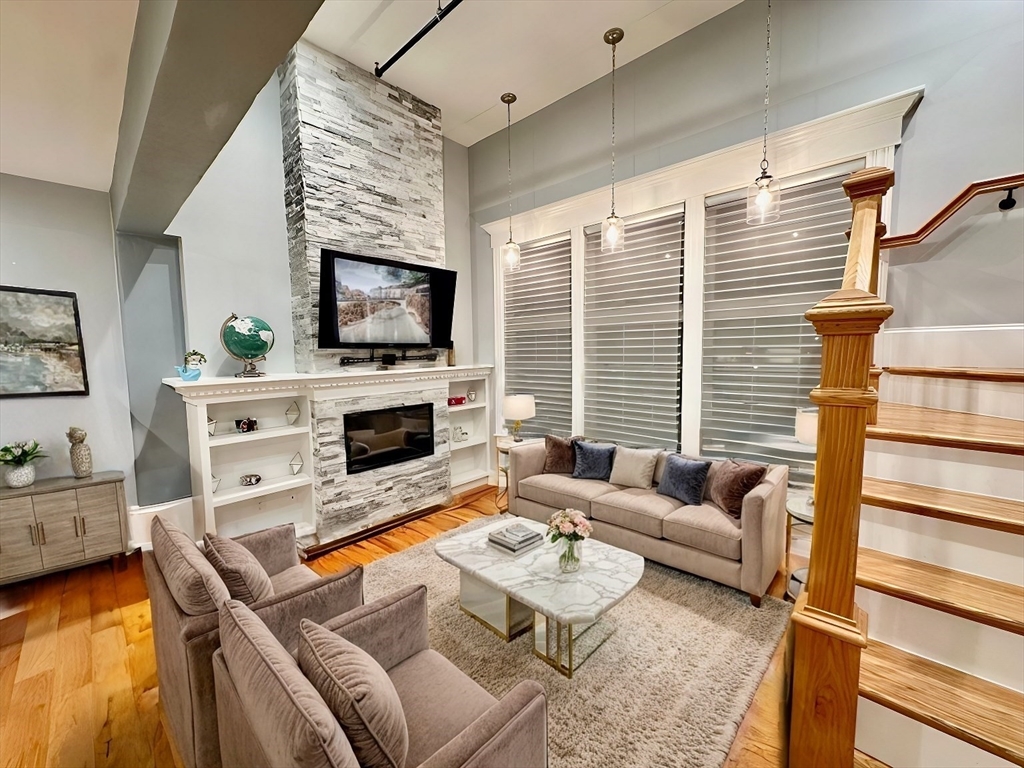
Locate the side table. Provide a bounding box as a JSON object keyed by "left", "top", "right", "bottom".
{"left": 494, "top": 435, "right": 543, "bottom": 512}
{"left": 785, "top": 489, "right": 815, "bottom": 600}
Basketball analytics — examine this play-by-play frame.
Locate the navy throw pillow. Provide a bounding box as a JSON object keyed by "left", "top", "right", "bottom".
{"left": 572, "top": 441, "right": 616, "bottom": 481}
{"left": 658, "top": 455, "right": 712, "bottom": 506}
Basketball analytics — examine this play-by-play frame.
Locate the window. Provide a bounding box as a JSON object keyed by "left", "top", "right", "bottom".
{"left": 583, "top": 211, "right": 684, "bottom": 447}
{"left": 701, "top": 173, "right": 854, "bottom": 484}
{"left": 503, "top": 235, "right": 573, "bottom": 438}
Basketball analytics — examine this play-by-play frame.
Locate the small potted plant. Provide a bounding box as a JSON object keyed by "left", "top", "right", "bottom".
{"left": 0, "top": 440, "right": 47, "bottom": 488}
{"left": 547, "top": 508, "right": 593, "bottom": 573}
{"left": 175, "top": 350, "right": 207, "bottom": 381}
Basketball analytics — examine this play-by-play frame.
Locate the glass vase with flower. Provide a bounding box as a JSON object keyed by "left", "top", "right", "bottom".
{"left": 546, "top": 508, "right": 592, "bottom": 573}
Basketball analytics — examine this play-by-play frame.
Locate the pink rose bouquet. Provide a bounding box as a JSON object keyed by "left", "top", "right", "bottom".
{"left": 547, "top": 509, "right": 592, "bottom": 543}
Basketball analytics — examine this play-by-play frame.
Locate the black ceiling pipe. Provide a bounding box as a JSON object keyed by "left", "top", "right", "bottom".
{"left": 374, "top": 0, "right": 465, "bottom": 79}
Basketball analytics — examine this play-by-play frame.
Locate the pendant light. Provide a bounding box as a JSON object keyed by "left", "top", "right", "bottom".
{"left": 500, "top": 92, "right": 521, "bottom": 272}
{"left": 746, "top": 0, "right": 780, "bottom": 225}
{"left": 602, "top": 28, "right": 625, "bottom": 252}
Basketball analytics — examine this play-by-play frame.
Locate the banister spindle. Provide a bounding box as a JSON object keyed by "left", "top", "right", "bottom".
{"left": 788, "top": 167, "right": 894, "bottom": 768}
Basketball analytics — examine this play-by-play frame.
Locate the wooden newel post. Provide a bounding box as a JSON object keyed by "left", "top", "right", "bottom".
{"left": 788, "top": 168, "right": 894, "bottom": 768}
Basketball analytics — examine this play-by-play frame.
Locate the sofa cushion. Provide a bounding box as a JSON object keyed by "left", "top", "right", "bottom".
{"left": 658, "top": 455, "right": 712, "bottom": 506}
{"left": 219, "top": 600, "right": 357, "bottom": 768}
{"left": 609, "top": 447, "right": 661, "bottom": 489}
{"left": 591, "top": 489, "right": 685, "bottom": 538}
{"left": 387, "top": 648, "right": 496, "bottom": 768}
{"left": 542, "top": 434, "right": 578, "bottom": 474}
{"left": 707, "top": 459, "right": 767, "bottom": 518}
{"left": 518, "top": 474, "right": 621, "bottom": 516}
{"left": 151, "top": 516, "right": 230, "bottom": 616}
{"left": 663, "top": 503, "right": 743, "bottom": 560}
{"left": 298, "top": 619, "right": 409, "bottom": 768}
{"left": 572, "top": 441, "right": 616, "bottom": 481}
{"left": 271, "top": 565, "right": 321, "bottom": 594}
{"left": 204, "top": 533, "right": 274, "bottom": 605}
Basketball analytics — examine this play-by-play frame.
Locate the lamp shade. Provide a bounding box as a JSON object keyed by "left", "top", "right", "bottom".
{"left": 503, "top": 394, "right": 536, "bottom": 421}
{"left": 795, "top": 407, "right": 818, "bottom": 446}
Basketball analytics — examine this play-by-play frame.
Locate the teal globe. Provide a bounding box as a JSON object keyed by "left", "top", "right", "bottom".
{"left": 221, "top": 315, "right": 274, "bottom": 361}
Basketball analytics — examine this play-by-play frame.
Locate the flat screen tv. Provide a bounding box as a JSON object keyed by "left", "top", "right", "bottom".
{"left": 317, "top": 249, "right": 457, "bottom": 350}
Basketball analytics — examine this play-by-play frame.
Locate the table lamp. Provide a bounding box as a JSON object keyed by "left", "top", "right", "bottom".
{"left": 503, "top": 394, "right": 536, "bottom": 441}
{"left": 795, "top": 406, "right": 818, "bottom": 509}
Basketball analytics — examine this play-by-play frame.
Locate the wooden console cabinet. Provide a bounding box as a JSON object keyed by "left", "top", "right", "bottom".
{"left": 0, "top": 471, "right": 129, "bottom": 584}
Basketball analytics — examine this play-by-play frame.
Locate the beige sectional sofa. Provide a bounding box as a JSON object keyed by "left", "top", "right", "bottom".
{"left": 508, "top": 442, "right": 788, "bottom": 604}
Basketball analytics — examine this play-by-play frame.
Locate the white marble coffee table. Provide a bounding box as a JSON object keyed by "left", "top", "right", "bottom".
{"left": 435, "top": 518, "right": 644, "bottom": 678}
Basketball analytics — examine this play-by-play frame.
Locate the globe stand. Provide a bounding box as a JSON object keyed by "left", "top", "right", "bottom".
{"left": 235, "top": 357, "right": 267, "bottom": 378}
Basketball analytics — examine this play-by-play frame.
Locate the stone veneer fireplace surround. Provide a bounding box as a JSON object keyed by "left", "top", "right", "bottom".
{"left": 162, "top": 365, "right": 492, "bottom": 551}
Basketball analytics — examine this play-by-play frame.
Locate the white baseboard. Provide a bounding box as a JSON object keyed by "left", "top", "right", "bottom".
{"left": 128, "top": 497, "right": 193, "bottom": 550}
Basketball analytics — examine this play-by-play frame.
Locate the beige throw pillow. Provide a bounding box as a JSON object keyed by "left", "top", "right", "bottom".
{"left": 203, "top": 533, "right": 274, "bottom": 605}
{"left": 608, "top": 446, "right": 661, "bottom": 489}
{"left": 151, "top": 516, "right": 230, "bottom": 615}
{"left": 298, "top": 619, "right": 409, "bottom": 768}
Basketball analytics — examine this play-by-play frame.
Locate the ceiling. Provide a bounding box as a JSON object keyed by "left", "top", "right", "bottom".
{"left": 303, "top": 0, "right": 742, "bottom": 147}
{"left": 0, "top": 0, "right": 138, "bottom": 192}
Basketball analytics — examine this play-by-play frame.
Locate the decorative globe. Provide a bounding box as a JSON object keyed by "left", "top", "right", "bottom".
{"left": 220, "top": 314, "right": 274, "bottom": 377}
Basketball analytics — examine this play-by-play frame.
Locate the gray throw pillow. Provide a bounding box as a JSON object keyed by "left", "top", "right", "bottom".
{"left": 298, "top": 619, "right": 409, "bottom": 768}
{"left": 608, "top": 447, "right": 661, "bottom": 489}
{"left": 572, "top": 441, "right": 616, "bottom": 481}
{"left": 151, "top": 516, "right": 230, "bottom": 615}
{"left": 657, "top": 455, "right": 712, "bottom": 506}
{"left": 204, "top": 533, "right": 274, "bottom": 605}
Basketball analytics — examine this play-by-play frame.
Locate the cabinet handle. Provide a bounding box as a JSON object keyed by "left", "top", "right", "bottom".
{"left": 74, "top": 516, "right": 80, "bottom": 537}
{"left": 29, "top": 524, "right": 36, "bottom": 546}
{"left": 37, "top": 522, "right": 46, "bottom": 545}
{"left": 81, "top": 517, "right": 87, "bottom": 536}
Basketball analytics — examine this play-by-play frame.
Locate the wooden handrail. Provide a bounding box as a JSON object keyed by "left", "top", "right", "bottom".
{"left": 880, "top": 173, "right": 1024, "bottom": 249}
{"left": 788, "top": 167, "right": 895, "bottom": 768}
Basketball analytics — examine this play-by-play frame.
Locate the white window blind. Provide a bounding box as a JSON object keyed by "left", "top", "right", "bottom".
{"left": 503, "top": 235, "right": 573, "bottom": 438}
{"left": 701, "top": 172, "right": 854, "bottom": 484}
{"left": 583, "top": 211, "right": 684, "bottom": 448}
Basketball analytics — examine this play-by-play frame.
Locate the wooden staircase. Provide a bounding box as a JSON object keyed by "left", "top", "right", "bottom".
{"left": 787, "top": 169, "right": 1024, "bottom": 768}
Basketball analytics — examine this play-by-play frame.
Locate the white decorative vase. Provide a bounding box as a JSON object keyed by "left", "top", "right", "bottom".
{"left": 5, "top": 464, "right": 36, "bottom": 488}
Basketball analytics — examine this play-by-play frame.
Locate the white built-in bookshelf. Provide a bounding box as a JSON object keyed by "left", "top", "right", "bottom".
{"left": 448, "top": 375, "right": 491, "bottom": 490}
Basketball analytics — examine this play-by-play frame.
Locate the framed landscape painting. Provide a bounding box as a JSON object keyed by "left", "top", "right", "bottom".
{"left": 0, "top": 286, "right": 89, "bottom": 397}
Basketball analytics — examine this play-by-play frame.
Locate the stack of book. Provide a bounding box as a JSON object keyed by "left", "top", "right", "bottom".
{"left": 488, "top": 523, "right": 544, "bottom": 555}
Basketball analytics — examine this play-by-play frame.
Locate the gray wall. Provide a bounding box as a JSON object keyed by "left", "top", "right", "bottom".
{"left": 167, "top": 76, "right": 296, "bottom": 376}
{"left": 442, "top": 138, "right": 475, "bottom": 363}
{"left": 114, "top": 233, "right": 191, "bottom": 505}
{"left": 0, "top": 174, "right": 136, "bottom": 500}
{"left": 468, "top": 0, "right": 1024, "bottom": 343}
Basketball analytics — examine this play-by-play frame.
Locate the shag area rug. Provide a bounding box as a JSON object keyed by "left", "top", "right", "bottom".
{"left": 361, "top": 515, "right": 791, "bottom": 768}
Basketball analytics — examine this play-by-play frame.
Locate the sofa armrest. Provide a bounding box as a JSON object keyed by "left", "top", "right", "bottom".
{"left": 322, "top": 584, "right": 428, "bottom": 671}
{"left": 740, "top": 464, "right": 789, "bottom": 597}
{"left": 233, "top": 523, "right": 300, "bottom": 576}
{"left": 251, "top": 565, "right": 363, "bottom": 651}
{"left": 417, "top": 680, "right": 547, "bottom": 768}
{"left": 508, "top": 442, "right": 546, "bottom": 511}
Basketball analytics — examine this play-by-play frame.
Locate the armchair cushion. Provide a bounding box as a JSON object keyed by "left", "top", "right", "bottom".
{"left": 204, "top": 533, "right": 274, "bottom": 605}
{"left": 298, "top": 619, "right": 409, "bottom": 768}
{"left": 323, "top": 584, "right": 429, "bottom": 672}
{"left": 706, "top": 459, "right": 767, "bottom": 519}
{"left": 270, "top": 564, "right": 321, "bottom": 593}
{"left": 151, "top": 516, "right": 229, "bottom": 616}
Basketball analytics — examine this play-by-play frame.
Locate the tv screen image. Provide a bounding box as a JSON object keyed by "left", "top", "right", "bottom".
{"left": 333, "top": 257, "right": 431, "bottom": 345}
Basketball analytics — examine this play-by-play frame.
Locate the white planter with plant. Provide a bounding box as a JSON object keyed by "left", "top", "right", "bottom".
{"left": 0, "top": 440, "right": 47, "bottom": 488}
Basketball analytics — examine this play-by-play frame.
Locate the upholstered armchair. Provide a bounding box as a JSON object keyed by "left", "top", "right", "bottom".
{"left": 143, "top": 521, "right": 364, "bottom": 768}
{"left": 213, "top": 584, "right": 548, "bottom": 768}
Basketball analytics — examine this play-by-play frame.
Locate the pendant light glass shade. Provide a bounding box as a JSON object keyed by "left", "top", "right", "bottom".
{"left": 746, "top": 172, "right": 780, "bottom": 225}
{"left": 501, "top": 240, "right": 521, "bottom": 272}
{"left": 601, "top": 215, "right": 625, "bottom": 253}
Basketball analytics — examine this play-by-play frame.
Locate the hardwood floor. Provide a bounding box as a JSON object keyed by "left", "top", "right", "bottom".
{"left": 0, "top": 485, "right": 811, "bottom": 767}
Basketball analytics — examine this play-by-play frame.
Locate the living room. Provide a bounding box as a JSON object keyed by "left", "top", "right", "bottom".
{"left": 0, "top": 0, "right": 1022, "bottom": 766}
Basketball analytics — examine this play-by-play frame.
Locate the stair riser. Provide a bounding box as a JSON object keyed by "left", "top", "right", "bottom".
{"left": 882, "top": 376, "right": 1024, "bottom": 421}
{"left": 856, "top": 699, "right": 1020, "bottom": 768}
{"left": 860, "top": 505, "right": 1024, "bottom": 586}
{"left": 879, "top": 326, "right": 1024, "bottom": 371}
{"left": 864, "top": 444, "right": 1024, "bottom": 502}
{"left": 856, "top": 589, "right": 1024, "bottom": 691}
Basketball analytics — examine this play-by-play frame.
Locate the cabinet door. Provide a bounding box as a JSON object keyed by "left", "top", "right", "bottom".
{"left": 77, "top": 484, "right": 124, "bottom": 559}
{"left": 32, "top": 490, "right": 85, "bottom": 569}
{"left": 0, "top": 497, "right": 42, "bottom": 580}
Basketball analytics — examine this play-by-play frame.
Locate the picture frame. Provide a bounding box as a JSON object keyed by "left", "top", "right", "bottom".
{"left": 0, "top": 285, "right": 90, "bottom": 398}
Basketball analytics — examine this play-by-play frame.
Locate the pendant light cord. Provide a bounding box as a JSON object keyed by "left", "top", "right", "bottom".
{"left": 507, "top": 100, "right": 513, "bottom": 242}
{"left": 760, "top": 0, "right": 771, "bottom": 175}
{"left": 610, "top": 40, "right": 617, "bottom": 215}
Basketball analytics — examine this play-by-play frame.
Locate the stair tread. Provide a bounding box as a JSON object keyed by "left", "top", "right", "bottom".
{"left": 860, "top": 640, "right": 1024, "bottom": 766}
{"left": 857, "top": 547, "right": 1024, "bottom": 635}
{"left": 867, "top": 402, "right": 1024, "bottom": 455}
{"left": 862, "top": 476, "right": 1024, "bottom": 535}
{"left": 884, "top": 366, "right": 1024, "bottom": 383}
{"left": 853, "top": 750, "right": 890, "bottom": 768}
